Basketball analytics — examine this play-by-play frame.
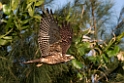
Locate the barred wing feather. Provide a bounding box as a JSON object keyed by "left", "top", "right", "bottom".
{"left": 38, "top": 9, "right": 60, "bottom": 57}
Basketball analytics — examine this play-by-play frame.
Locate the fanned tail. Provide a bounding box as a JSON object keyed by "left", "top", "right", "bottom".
{"left": 23, "top": 58, "right": 42, "bottom": 64}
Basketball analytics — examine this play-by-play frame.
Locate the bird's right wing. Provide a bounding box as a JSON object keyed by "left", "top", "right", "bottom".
{"left": 38, "top": 9, "right": 60, "bottom": 57}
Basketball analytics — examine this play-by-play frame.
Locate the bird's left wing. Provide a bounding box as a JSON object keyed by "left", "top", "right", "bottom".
{"left": 59, "top": 21, "right": 73, "bottom": 55}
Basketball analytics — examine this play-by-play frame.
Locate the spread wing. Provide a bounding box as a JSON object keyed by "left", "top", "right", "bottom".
{"left": 59, "top": 21, "right": 73, "bottom": 55}
{"left": 38, "top": 9, "right": 60, "bottom": 57}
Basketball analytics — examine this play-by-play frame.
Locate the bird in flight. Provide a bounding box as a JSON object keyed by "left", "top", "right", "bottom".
{"left": 24, "top": 9, "right": 74, "bottom": 66}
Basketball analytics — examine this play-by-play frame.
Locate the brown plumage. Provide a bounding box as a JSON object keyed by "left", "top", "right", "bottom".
{"left": 24, "top": 9, "right": 74, "bottom": 65}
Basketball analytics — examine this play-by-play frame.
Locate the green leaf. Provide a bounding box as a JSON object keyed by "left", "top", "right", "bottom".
{"left": 3, "top": 36, "right": 12, "bottom": 40}
{"left": 66, "top": 13, "right": 70, "bottom": 21}
{"left": 107, "top": 46, "right": 120, "bottom": 57}
{"left": 72, "top": 59, "right": 83, "bottom": 69}
{"left": 35, "top": 1, "right": 44, "bottom": 6}
{"left": 14, "top": 19, "right": 29, "bottom": 30}
{"left": 78, "top": 46, "right": 84, "bottom": 56}
{"left": 14, "top": 20, "right": 21, "bottom": 30}
{"left": 76, "top": 42, "right": 90, "bottom": 55}
{"left": 2, "top": 4, "right": 11, "bottom": 15}
{"left": 77, "top": 73, "right": 83, "bottom": 79}
{"left": 113, "top": 46, "right": 120, "bottom": 54}
{"left": 33, "top": 15, "right": 41, "bottom": 20}
{"left": 28, "top": 6, "right": 34, "bottom": 17}
{"left": 102, "top": 54, "right": 109, "bottom": 63}
{"left": 107, "top": 50, "right": 114, "bottom": 57}
{"left": 26, "top": 2, "right": 33, "bottom": 9}
{"left": 5, "top": 15, "right": 14, "bottom": 32}
{"left": 21, "top": 26, "right": 29, "bottom": 30}
{"left": 11, "top": 0, "right": 20, "bottom": 11}
{"left": 82, "top": 28, "right": 92, "bottom": 35}
{"left": 88, "top": 56, "right": 97, "bottom": 63}
{"left": 73, "top": 35, "right": 82, "bottom": 44}
{"left": 21, "top": 19, "right": 29, "bottom": 25}
{"left": 0, "top": 39, "right": 10, "bottom": 45}
{"left": 26, "top": 0, "right": 36, "bottom": 4}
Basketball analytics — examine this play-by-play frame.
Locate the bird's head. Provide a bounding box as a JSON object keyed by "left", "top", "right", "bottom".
{"left": 64, "top": 54, "right": 75, "bottom": 62}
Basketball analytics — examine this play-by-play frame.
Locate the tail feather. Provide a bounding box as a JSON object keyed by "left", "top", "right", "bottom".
{"left": 23, "top": 58, "right": 42, "bottom": 64}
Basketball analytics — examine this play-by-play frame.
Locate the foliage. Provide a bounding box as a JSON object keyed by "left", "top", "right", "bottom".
{"left": 0, "top": 0, "right": 124, "bottom": 83}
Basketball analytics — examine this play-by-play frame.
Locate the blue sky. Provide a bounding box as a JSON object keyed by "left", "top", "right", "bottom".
{"left": 50, "top": 0, "right": 124, "bottom": 17}
{"left": 113, "top": 0, "right": 124, "bottom": 17}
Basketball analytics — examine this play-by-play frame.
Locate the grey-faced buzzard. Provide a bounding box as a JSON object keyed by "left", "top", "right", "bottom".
{"left": 24, "top": 9, "right": 74, "bottom": 66}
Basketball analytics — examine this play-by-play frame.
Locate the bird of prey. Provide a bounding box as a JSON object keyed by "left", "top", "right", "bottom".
{"left": 24, "top": 9, "right": 74, "bottom": 66}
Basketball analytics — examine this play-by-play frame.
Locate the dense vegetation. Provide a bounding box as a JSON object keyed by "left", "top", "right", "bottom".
{"left": 0, "top": 0, "right": 124, "bottom": 83}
